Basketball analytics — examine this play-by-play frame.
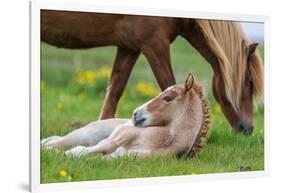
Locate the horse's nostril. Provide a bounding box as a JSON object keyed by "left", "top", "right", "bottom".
{"left": 233, "top": 123, "right": 245, "bottom": 132}
{"left": 233, "top": 121, "right": 254, "bottom": 136}
{"left": 238, "top": 124, "right": 244, "bottom": 132}
{"left": 244, "top": 126, "right": 254, "bottom": 136}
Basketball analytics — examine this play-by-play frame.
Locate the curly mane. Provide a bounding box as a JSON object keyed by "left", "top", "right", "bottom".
{"left": 177, "top": 81, "right": 211, "bottom": 158}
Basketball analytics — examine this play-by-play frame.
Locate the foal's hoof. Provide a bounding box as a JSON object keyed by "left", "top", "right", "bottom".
{"left": 65, "top": 146, "right": 87, "bottom": 157}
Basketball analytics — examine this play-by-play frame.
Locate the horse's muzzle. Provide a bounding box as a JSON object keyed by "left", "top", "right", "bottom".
{"left": 233, "top": 120, "right": 254, "bottom": 135}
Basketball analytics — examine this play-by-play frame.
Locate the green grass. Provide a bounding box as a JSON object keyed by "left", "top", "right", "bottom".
{"left": 40, "top": 39, "right": 264, "bottom": 183}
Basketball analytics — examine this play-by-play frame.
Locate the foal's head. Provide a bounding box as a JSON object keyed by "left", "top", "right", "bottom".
{"left": 132, "top": 74, "right": 198, "bottom": 127}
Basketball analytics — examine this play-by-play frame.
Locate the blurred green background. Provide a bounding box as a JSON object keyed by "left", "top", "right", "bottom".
{"left": 41, "top": 38, "right": 264, "bottom": 183}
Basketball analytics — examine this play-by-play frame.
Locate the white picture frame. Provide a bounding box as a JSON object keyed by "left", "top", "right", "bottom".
{"left": 30, "top": 0, "right": 270, "bottom": 192}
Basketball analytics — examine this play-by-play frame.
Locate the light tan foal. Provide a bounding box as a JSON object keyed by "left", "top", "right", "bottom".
{"left": 42, "top": 74, "right": 210, "bottom": 158}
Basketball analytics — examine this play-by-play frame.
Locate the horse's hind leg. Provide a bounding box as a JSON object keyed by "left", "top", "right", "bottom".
{"left": 99, "top": 47, "right": 140, "bottom": 119}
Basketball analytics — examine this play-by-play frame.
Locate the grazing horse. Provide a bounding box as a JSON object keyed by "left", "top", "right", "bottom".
{"left": 41, "top": 10, "right": 263, "bottom": 135}
{"left": 41, "top": 74, "right": 210, "bottom": 158}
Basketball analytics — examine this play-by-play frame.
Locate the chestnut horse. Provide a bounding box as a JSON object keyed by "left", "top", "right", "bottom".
{"left": 41, "top": 10, "right": 263, "bottom": 135}
{"left": 42, "top": 74, "right": 210, "bottom": 158}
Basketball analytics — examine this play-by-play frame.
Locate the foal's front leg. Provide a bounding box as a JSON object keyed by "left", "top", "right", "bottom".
{"left": 65, "top": 138, "right": 119, "bottom": 157}
{"left": 65, "top": 126, "right": 136, "bottom": 157}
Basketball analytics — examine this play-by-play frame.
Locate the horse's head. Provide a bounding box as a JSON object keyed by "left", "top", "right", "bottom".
{"left": 132, "top": 74, "right": 196, "bottom": 127}
{"left": 212, "top": 43, "right": 263, "bottom": 135}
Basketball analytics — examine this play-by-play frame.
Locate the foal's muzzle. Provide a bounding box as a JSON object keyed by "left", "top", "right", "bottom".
{"left": 132, "top": 109, "right": 147, "bottom": 127}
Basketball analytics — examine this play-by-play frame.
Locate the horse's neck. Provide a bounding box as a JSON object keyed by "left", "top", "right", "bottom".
{"left": 180, "top": 19, "right": 220, "bottom": 74}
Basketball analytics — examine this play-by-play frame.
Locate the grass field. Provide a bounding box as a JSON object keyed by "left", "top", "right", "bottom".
{"left": 40, "top": 38, "right": 264, "bottom": 183}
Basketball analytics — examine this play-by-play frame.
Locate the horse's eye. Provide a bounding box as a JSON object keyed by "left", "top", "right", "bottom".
{"left": 163, "top": 96, "right": 173, "bottom": 102}
{"left": 245, "top": 77, "right": 253, "bottom": 87}
{"left": 223, "top": 100, "right": 231, "bottom": 106}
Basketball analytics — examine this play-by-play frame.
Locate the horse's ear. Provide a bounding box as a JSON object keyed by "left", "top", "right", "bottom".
{"left": 184, "top": 73, "right": 194, "bottom": 93}
{"left": 249, "top": 43, "right": 259, "bottom": 56}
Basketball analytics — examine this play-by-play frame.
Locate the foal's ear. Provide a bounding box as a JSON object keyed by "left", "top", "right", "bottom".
{"left": 248, "top": 43, "right": 259, "bottom": 55}
{"left": 184, "top": 73, "right": 194, "bottom": 93}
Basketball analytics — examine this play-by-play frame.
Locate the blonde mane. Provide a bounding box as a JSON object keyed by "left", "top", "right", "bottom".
{"left": 195, "top": 19, "right": 264, "bottom": 110}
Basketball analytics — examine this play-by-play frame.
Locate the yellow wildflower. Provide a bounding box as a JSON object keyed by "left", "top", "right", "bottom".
{"left": 96, "top": 67, "right": 111, "bottom": 79}
{"left": 77, "top": 71, "right": 86, "bottom": 84}
{"left": 56, "top": 102, "right": 64, "bottom": 110}
{"left": 191, "top": 172, "right": 196, "bottom": 175}
{"left": 76, "top": 69, "right": 96, "bottom": 86}
{"left": 85, "top": 70, "right": 95, "bottom": 86}
{"left": 136, "top": 81, "right": 159, "bottom": 97}
{"left": 214, "top": 105, "right": 222, "bottom": 113}
{"left": 59, "top": 169, "right": 67, "bottom": 177}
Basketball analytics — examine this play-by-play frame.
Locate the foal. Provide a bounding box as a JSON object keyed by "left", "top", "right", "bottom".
{"left": 42, "top": 74, "right": 210, "bottom": 158}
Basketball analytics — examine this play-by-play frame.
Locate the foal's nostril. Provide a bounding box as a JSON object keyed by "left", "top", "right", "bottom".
{"left": 133, "top": 110, "right": 146, "bottom": 127}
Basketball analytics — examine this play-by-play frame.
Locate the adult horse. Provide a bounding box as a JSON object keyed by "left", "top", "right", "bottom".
{"left": 41, "top": 10, "right": 263, "bottom": 135}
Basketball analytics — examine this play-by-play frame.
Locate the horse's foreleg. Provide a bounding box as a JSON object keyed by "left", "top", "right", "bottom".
{"left": 99, "top": 47, "right": 140, "bottom": 119}
{"left": 141, "top": 38, "right": 176, "bottom": 90}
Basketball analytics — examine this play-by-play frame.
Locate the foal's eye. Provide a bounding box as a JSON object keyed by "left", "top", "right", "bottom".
{"left": 163, "top": 96, "right": 173, "bottom": 102}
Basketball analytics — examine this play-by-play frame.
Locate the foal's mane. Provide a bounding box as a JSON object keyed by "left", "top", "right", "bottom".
{"left": 178, "top": 81, "right": 210, "bottom": 158}
{"left": 195, "top": 19, "right": 264, "bottom": 110}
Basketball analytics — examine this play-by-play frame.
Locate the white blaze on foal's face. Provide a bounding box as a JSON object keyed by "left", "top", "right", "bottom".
{"left": 132, "top": 85, "right": 188, "bottom": 127}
